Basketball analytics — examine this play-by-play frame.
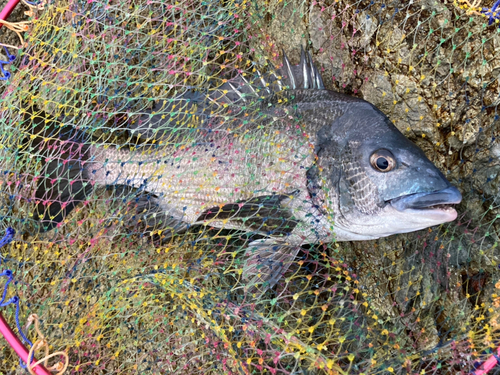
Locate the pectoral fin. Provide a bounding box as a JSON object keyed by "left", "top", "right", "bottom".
{"left": 197, "top": 193, "right": 300, "bottom": 237}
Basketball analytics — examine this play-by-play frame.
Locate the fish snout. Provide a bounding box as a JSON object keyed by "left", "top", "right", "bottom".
{"left": 390, "top": 186, "right": 462, "bottom": 212}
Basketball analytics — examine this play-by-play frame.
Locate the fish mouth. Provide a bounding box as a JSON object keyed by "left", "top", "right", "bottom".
{"left": 389, "top": 186, "right": 462, "bottom": 221}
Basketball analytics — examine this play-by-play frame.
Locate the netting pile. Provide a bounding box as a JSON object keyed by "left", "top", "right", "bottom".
{"left": 0, "top": 0, "right": 500, "bottom": 373}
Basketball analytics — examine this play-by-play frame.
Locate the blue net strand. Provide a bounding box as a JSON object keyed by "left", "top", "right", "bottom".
{"left": 493, "top": 352, "right": 500, "bottom": 363}
{"left": 0, "top": 270, "right": 13, "bottom": 305}
{"left": 22, "top": 0, "right": 42, "bottom": 5}
{"left": 0, "top": 61, "right": 11, "bottom": 81}
{"left": 3, "top": 46, "right": 15, "bottom": 62}
{"left": 0, "top": 46, "right": 16, "bottom": 81}
{"left": 0, "top": 228, "right": 14, "bottom": 249}
{"left": 0, "top": 227, "right": 34, "bottom": 369}
{"left": 0, "top": 288, "right": 33, "bottom": 356}
{"left": 13, "top": 297, "right": 32, "bottom": 347}
{"left": 0, "top": 69, "right": 11, "bottom": 80}
{"left": 482, "top": 0, "right": 500, "bottom": 25}
{"left": 0, "top": 295, "right": 17, "bottom": 307}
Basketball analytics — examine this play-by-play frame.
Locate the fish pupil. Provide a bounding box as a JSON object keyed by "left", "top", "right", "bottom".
{"left": 376, "top": 157, "right": 389, "bottom": 170}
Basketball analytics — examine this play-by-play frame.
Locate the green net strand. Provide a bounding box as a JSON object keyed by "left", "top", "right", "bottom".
{"left": 0, "top": 0, "right": 498, "bottom": 374}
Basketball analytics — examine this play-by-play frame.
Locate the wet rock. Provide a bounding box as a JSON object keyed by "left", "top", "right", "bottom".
{"left": 308, "top": 3, "right": 355, "bottom": 89}
{"left": 462, "top": 269, "right": 490, "bottom": 305}
{"left": 309, "top": 5, "right": 328, "bottom": 51}
{"left": 257, "top": 0, "right": 308, "bottom": 64}
{"left": 360, "top": 71, "right": 393, "bottom": 113}
{"left": 355, "top": 11, "right": 378, "bottom": 49}
{"left": 361, "top": 71, "right": 438, "bottom": 143}
{"left": 421, "top": 0, "right": 453, "bottom": 31}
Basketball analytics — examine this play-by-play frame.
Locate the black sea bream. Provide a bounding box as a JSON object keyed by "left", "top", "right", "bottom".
{"left": 32, "top": 48, "right": 462, "bottom": 291}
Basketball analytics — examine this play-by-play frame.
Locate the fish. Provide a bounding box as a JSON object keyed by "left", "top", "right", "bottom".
{"left": 29, "top": 47, "right": 462, "bottom": 293}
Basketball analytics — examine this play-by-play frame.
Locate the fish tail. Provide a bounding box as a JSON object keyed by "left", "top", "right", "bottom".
{"left": 28, "top": 111, "right": 95, "bottom": 232}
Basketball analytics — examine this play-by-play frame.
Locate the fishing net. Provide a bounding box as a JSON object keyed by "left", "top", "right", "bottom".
{"left": 0, "top": 0, "right": 499, "bottom": 373}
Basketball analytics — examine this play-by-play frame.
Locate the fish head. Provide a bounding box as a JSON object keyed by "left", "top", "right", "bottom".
{"left": 312, "top": 101, "right": 462, "bottom": 241}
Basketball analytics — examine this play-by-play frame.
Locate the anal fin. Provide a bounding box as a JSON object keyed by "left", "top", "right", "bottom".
{"left": 242, "top": 239, "right": 301, "bottom": 295}
{"left": 106, "top": 185, "right": 188, "bottom": 244}
{"left": 34, "top": 138, "right": 93, "bottom": 232}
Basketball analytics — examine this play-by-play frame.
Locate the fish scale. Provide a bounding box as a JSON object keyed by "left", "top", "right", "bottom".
{"left": 90, "top": 129, "right": 314, "bottom": 223}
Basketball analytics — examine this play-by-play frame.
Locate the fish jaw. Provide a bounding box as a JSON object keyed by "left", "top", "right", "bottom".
{"left": 393, "top": 206, "right": 458, "bottom": 223}
{"left": 389, "top": 186, "right": 461, "bottom": 223}
{"left": 332, "top": 205, "right": 458, "bottom": 241}
{"left": 330, "top": 186, "right": 462, "bottom": 241}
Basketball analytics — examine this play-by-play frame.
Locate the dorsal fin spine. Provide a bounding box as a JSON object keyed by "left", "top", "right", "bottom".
{"left": 300, "top": 46, "right": 309, "bottom": 89}
{"left": 282, "top": 49, "right": 296, "bottom": 90}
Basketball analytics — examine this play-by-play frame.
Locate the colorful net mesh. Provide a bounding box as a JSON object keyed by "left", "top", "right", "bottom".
{"left": 0, "top": 0, "right": 500, "bottom": 373}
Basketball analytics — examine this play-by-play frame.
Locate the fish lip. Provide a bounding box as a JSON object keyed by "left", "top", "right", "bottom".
{"left": 389, "top": 186, "right": 462, "bottom": 212}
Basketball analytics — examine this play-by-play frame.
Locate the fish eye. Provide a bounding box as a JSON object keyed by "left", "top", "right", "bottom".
{"left": 370, "top": 149, "right": 396, "bottom": 172}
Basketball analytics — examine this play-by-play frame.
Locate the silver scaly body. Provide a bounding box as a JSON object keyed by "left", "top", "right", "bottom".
{"left": 32, "top": 48, "right": 461, "bottom": 293}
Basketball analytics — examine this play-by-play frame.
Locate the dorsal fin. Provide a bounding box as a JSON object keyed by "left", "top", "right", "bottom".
{"left": 292, "top": 46, "right": 325, "bottom": 90}
{"left": 215, "top": 46, "right": 326, "bottom": 105}
{"left": 122, "top": 47, "right": 327, "bottom": 141}
{"left": 300, "top": 46, "right": 311, "bottom": 89}
{"left": 278, "top": 46, "right": 325, "bottom": 91}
